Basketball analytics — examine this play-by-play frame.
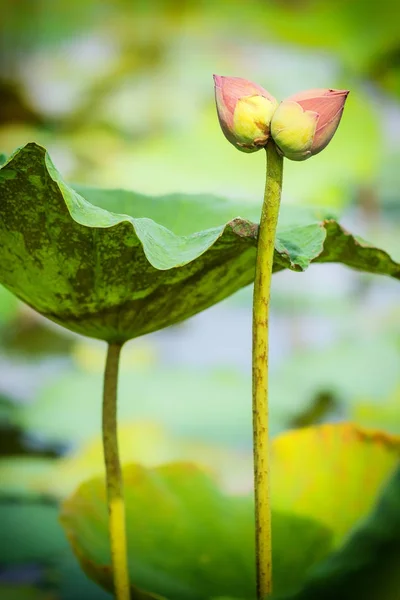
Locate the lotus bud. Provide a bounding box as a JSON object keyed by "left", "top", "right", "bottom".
{"left": 213, "top": 75, "right": 278, "bottom": 153}
{"left": 270, "top": 88, "right": 349, "bottom": 161}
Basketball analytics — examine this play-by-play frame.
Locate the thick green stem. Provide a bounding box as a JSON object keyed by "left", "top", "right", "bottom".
{"left": 103, "top": 342, "right": 130, "bottom": 600}
{"left": 252, "top": 142, "right": 284, "bottom": 599}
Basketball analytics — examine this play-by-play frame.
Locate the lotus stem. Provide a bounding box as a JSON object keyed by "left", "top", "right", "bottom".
{"left": 252, "top": 141, "right": 283, "bottom": 598}
{"left": 102, "top": 342, "right": 130, "bottom": 600}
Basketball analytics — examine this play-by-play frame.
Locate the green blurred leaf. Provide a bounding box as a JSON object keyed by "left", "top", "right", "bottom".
{"left": 0, "top": 143, "right": 398, "bottom": 343}
{"left": 0, "top": 457, "right": 55, "bottom": 498}
{"left": 0, "top": 502, "right": 124, "bottom": 599}
{"left": 0, "top": 501, "right": 67, "bottom": 564}
{"left": 60, "top": 424, "right": 400, "bottom": 599}
{"left": 0, "top": 586, "right": 55, "bottom": 600}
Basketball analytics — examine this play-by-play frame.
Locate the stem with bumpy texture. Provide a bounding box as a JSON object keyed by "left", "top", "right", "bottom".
{"left": 252, "top": 141, "right": 284, "bottom": 599}
{"left": 102, "top": 342, "right": 130, "bottom": 600}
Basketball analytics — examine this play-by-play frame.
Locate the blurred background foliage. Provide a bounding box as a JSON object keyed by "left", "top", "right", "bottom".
{"left": 0, "top": 0, "right": 399, "bottom": 598}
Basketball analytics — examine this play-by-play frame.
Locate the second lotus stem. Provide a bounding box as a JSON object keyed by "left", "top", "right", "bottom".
{"left": 103, "top": 342, "right": 130, "bottom": 600}
{"left": 252, "top": 141, "right": 284, "bottom": 599}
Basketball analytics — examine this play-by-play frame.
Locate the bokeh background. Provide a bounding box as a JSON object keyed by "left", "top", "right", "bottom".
{"left": 0, "top": 1, "right": 399, "bottom": 599}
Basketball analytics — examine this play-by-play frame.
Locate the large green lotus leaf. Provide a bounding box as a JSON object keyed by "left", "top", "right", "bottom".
{"left": 0, "top": 143, "right": 398, "bottom": 342}
{"left": 60, "top": 463, "right": 327, "bottom": 600}
{"left": 277, "top": 466, "right": 400, "bottom": 600}
{"left": 60, "top": 424, "right": 400, "bottom": 599}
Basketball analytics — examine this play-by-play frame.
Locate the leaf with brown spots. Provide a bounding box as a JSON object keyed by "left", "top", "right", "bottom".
{"left": 0, "top": 143, "right": 398, "bottom": 342}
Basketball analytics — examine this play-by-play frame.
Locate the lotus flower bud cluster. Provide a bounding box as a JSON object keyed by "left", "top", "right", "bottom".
{"left": 214, "top": 75, "right": 349, "bottom": 161}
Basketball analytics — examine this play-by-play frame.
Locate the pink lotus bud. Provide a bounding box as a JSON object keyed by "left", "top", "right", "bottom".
{"left": 213, "top": 75, "right": 278, "bottom": 153}
{"left": 270, "top": 88, "right": 349, "bottom": 161}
